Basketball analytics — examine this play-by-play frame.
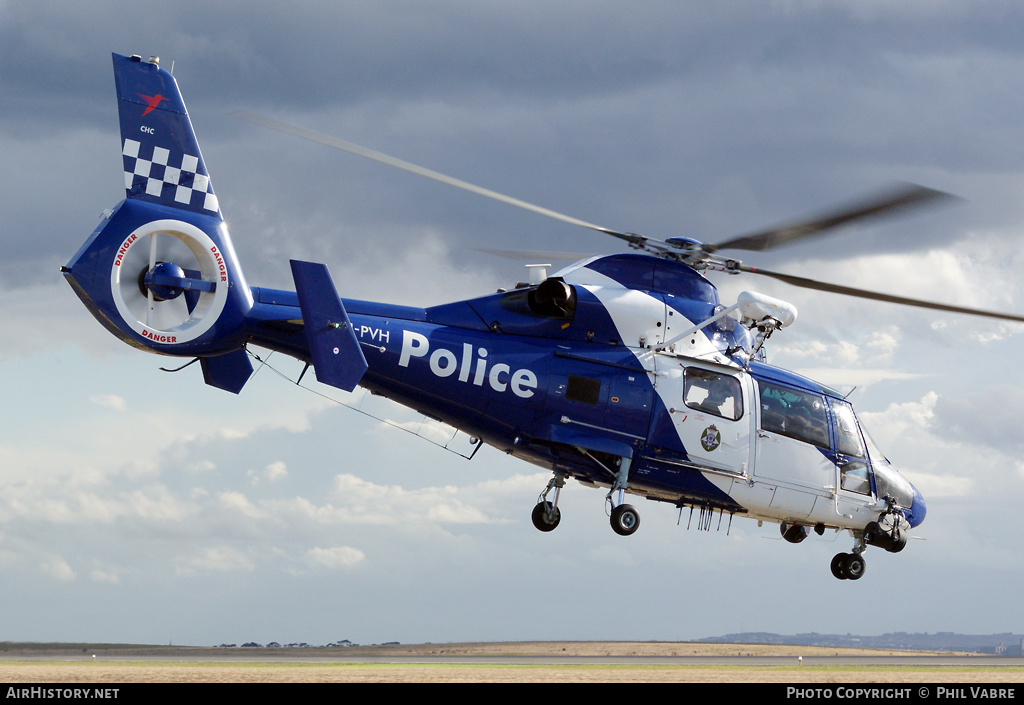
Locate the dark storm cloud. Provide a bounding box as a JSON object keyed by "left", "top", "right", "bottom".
{"left": 2, "top": 1, "right": 706, "bottom": 124}
{"left": 7, "top": 2, "right": 1023, "bottom": 119}
{"left": 7, "top": 1, "right": 1024, "bottom": 288}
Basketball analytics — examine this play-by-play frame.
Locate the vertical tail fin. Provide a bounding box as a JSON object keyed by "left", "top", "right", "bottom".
{"left": 114, "top": 53, "right": 221, "bottom": 217}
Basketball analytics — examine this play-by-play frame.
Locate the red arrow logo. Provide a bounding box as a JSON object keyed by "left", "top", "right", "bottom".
{"left": 137, "top": 93, "right": 167, "bottom": 117}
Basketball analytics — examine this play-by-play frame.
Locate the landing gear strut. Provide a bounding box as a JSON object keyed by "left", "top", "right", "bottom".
{"left": 829, "top": 499, "right": 910, "bottom": 579}
{"left": 605, "top": 456, "right": 640, "bottom": 536}
{"left": 532, "top": 473, "right": 565, "bottom": 532}
{"left": 532, "top": 454, "right": 642, "bottom": 536}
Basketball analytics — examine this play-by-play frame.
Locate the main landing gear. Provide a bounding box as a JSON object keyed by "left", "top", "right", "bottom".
{"left": 605, "top": 455, "right": 639, "bottom": 536}
{"left": 531, "top": 473, "right": 564, "bottom": 532}
{"left": 531, "top": 457, "right": 642, "bottom": 536}
{"left": 609, "top": 502, "right": 640, "bottom": 536}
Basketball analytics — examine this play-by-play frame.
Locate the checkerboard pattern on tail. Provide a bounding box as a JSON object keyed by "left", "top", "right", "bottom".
{"left": 122, "top": 138, "right": 219, "bottom": 213}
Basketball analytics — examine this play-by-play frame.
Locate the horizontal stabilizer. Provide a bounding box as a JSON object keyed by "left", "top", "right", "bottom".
{"left": 291, "top": 260, "right": 368, "bottom": 392}
{"left": 200, "top": 348, "right": 254, "bottom": 394}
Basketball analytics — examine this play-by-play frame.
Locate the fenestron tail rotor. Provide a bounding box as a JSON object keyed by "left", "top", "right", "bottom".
{"left": 109, "top": 219, "right": 228, "bottom": 344}
{"left": 237, "top": 112, "right": 1024, "bottom": 324}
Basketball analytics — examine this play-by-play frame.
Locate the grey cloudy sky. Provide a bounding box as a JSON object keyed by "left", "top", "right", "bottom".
{"left": 2, "top": 1, "right": 1023, "bottom": 645}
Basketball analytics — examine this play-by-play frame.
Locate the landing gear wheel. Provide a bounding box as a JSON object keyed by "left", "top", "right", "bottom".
{"left": 831, "top": 552, "right": 866, "bottom": 580}
{"left": 830, "top": 553, "right": 848, "bottom": 580}
{"left": 610, "top": 504, "right": 640, "bottom": 536}
{"left": 843, "top": 552, "right": 866, "bottom": 581}
{"left": 531, "top": 501, "right": 560, "bottom": 532}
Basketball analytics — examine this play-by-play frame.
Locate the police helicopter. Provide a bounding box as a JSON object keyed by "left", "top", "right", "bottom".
{"left": 64, "top": 54, "right": 1024, "bottom": 581}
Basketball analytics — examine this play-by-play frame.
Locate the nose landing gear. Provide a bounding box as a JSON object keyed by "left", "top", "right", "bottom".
{"left": 831, "top": 531, "right": 868, "bottom": 580}
{"left": 830, "top": 497, "right": 911, "bottom": 579}
{"left": 830, "top": 551, "right": 866, "bottom": 580}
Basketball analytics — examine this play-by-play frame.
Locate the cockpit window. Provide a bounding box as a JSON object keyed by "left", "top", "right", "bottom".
{"left": 861, "top": 425, "right": 889, "bottom": 466}
{"left": 828, "top": 399, "right": 865, "bottom": 458}
{"left": 839, "top": 460, "right": 871, "bottom": 495}
{"left": 757, "top": 381, "right": 829, "bottom": 449}
{"left": 684, "top": 368, "right": 743, "bottom": 421}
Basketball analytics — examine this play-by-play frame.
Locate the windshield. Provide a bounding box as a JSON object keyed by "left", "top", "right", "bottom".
{"left": 850, "top": 409, "right": 916, "bottom": 508}
{"left": 828, "top": 399, "right": 865, "bottom": 458}
{"left": 872, "top": 460, "right": 915, "bottom": 508}
{"left": 861, "top": 424, "right": 889, "bottom": 465}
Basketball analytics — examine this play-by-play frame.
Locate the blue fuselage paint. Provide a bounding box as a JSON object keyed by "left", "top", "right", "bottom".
{"left": 238, "top": 276, "right": 745, "bottom": 510}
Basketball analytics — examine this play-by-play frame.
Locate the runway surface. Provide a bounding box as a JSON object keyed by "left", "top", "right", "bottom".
{"left": 15, "top": 653, "right": 1024, "bottom": 667}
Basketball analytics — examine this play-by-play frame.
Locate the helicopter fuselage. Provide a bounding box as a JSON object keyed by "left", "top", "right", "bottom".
{"left": 234, "top": 251, "right": 926, "bottom": 543}
{"left": 64, "top": 52, "right": 931, "bottom": 583}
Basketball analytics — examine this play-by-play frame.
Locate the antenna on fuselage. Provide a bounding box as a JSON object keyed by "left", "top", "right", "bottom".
{"left": 515, "top": 263, "right": 552, "bottom": 288}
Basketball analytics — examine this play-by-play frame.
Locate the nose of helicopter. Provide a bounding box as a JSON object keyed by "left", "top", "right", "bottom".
{"left": 905, "top": 483, "right": 927, "bottom": 528}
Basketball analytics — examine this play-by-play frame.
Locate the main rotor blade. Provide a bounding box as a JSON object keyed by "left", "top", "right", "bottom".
{"left": 705, "top": 184, "right": 956, "bottom": 254}
{"left": 235, "top": 111, "right": 633, "bottom": 240}
{"left": 737, "top": 264, "right": 1024, "bottom": 323}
